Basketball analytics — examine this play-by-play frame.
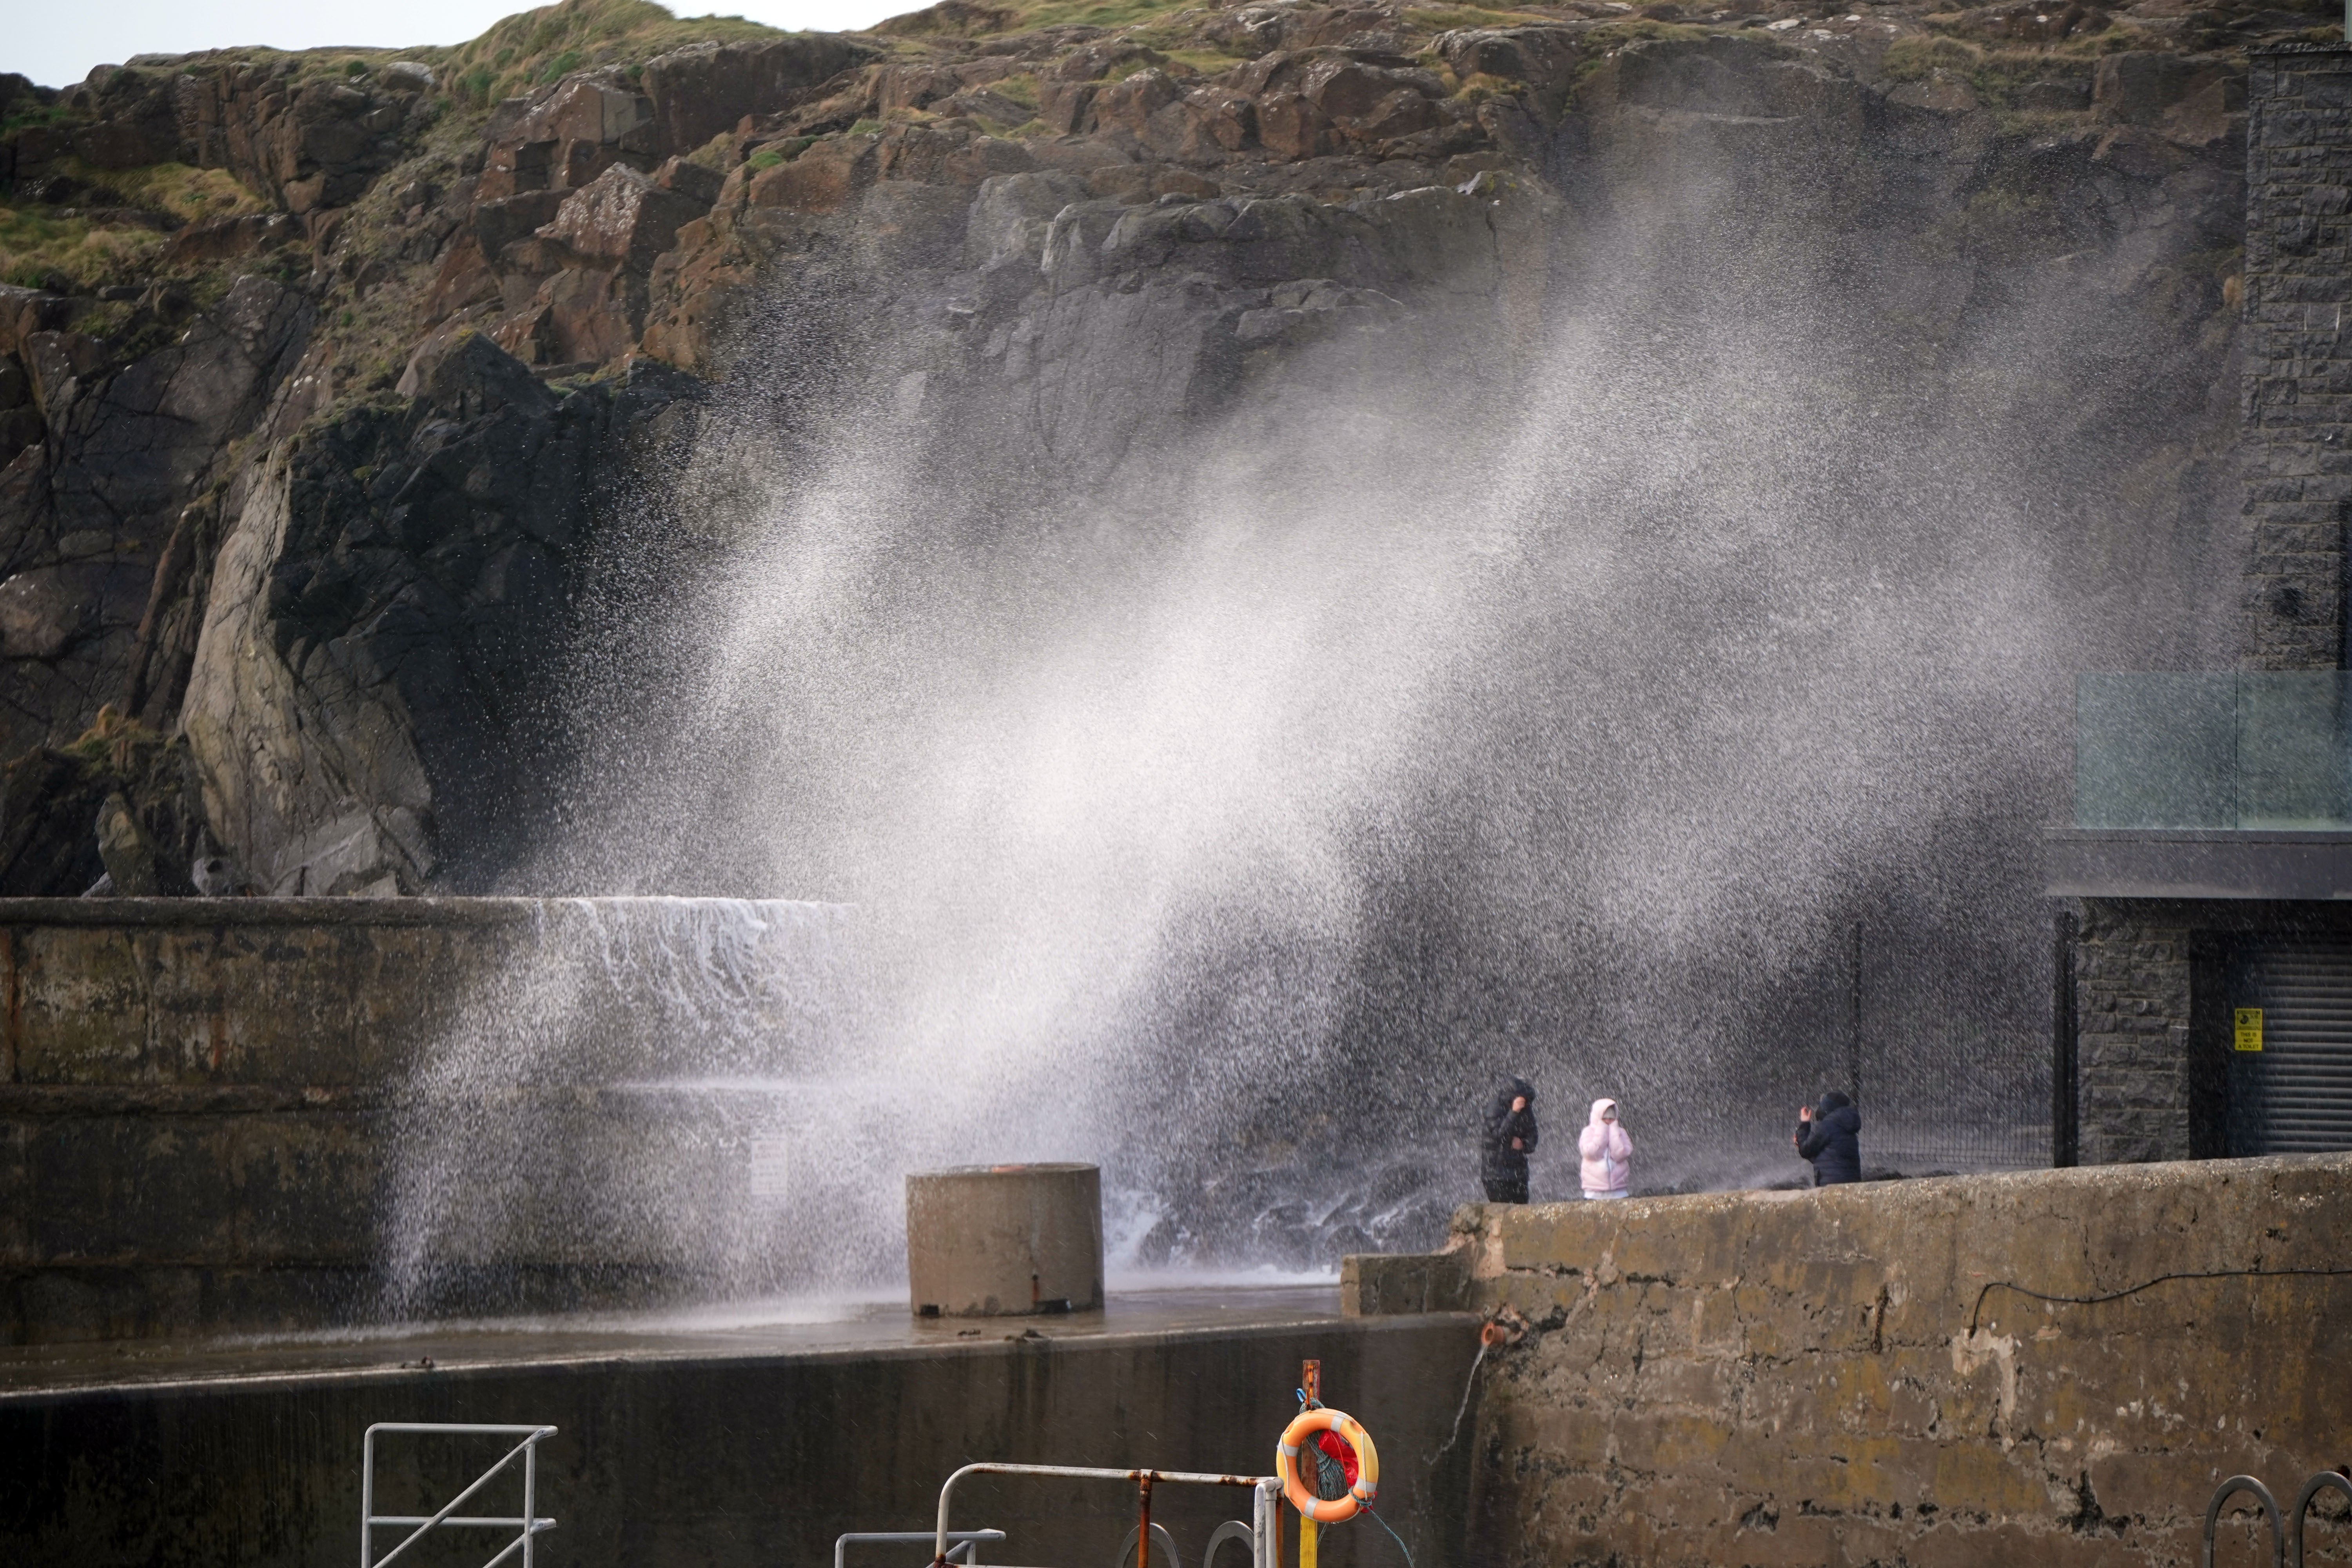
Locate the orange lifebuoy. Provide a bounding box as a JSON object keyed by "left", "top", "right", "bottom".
{"left": 1276, "top": 1408, "right": 1380, "bottom": 1523}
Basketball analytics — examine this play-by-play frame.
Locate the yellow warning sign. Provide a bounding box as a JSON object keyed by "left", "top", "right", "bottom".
{"left": 2235, "top": 1008, "right": 2264, "bottom": 1053}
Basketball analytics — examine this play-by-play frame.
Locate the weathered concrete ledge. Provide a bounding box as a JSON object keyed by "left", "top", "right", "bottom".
{"left": 0, "top": 895, "right": 549, "bottom": 926}
{"left": 1346, "top": 1155, "right": 2352, "bottom": 1567}
{"left": 2, "top": 1306, "right": 1481, "bottom": 1568}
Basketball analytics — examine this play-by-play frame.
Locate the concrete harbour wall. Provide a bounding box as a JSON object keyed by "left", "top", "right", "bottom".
{"left": 0, "top": 1315, "right": 1482, "bottom": 1568}
{"left": 1348, "top": 1154, "right": 2352, "bottom": 1568}
{"left": 0, "top": 895, "right": 848, "bottom": 1343}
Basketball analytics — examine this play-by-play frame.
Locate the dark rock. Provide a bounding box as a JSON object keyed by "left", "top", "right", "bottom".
{"left": 2016, "top": 77, "right": 2093, "bottom": 113}
{"left": 2094, "top": 51, "right": 2227, "bottom": 126}
{"left": 158, "top": 213, "right": 300, "bottom": 267}
{"left": 1093, "top": 70, "right": 1187, "bottom": 143}
{"left": 1040, "top": 80, "right": 1098, "bottom": 134}
{"left": 0, "top": 289, "right": 75, "bottom": 361}
{"left": 0, "top": 275, "right": 308, "bottom": 761}
{"left": 0, "top": 710, "right": 204, "bottom": 896}
{"left": 1259, "top": 93, "right": 1333, "bottom": 161}
{"left": 95, "top": 789, "right": 161, "bottom": 894}
{"left": 879, "top": 64, "right": 972, "bottom": 114}
{"left": 0, "top": 566, "right": 102, "bottom": 659}
{"left": 653, "top": 156, "right": 727, "bottom": 207}
{"left": 1053, "top": 41, "right": 1175, "bottom": 82}
{"left": 184, "top": 339, "right": 704, "bottom": 893}
{"left": 67, "top": 66, "right": 183, "bottom": 169}
{"left": 642, "top": 36, "right": 882, "bottom": 154}
{"left": 480, "top": 77, "right": 665, "bottom": 203}
{"left": 174, "top": 69, "right": 412, "bottom": 216}
{"left": 535, "top": 164, "right": 708, "bottom": 270}
{"left": 0, "top": 748, "right": 105, "bottom": 895}
{"left": 474, "top": 190, "right": 572, "bottom": 263}
{"left": 1435, "top": 28, "right": 1581, "bottom": 96}
{"left": 873, "top": 1, "right": 1019, "bottom": 38}
{"left": 748, "top": 135, "right": 881, "bottom": 212}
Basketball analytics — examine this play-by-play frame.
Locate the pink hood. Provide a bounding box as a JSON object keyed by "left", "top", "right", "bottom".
{"left": 1577, "top": 1098, "right": 1632, "bottom": 1194}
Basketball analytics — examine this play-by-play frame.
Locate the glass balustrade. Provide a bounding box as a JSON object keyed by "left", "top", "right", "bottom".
{"left": 2076, "top": 672, "right": 2352, "bottom": 829}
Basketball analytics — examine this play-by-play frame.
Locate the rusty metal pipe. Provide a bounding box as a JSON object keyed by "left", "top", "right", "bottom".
{"left": 931, "top": 1464, "right": 1274, "bottom": 1568}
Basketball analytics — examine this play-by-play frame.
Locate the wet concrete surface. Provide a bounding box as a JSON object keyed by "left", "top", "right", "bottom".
{"left": 5, "top": 1281, "right": 1479, "bottom": 1568}
{"left": 0, "top": 1280, "right": 1345, "bottom": 1397}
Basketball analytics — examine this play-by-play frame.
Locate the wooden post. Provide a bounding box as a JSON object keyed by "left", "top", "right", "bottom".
{"left": 1299, "top": 1360, "right": 1321, "bottom": 1568}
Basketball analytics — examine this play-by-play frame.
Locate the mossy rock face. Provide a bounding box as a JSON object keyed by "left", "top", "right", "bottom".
{"left": 0, "top": 709, "right": 208, "bottom": 896}
{"left": 0, "top": 746, "right": 107, "bottom": 895}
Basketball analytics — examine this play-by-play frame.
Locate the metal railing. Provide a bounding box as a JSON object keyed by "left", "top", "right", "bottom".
{"left": 2205, "top": 1474, "right": 2283, "bottom": 1568}
{"left": 840, "top": 1531, "right": 1007, "bottom": 1568}
{"left": 2203, "top": 1470, "right": 2352, "bottom": 1568}
{"left": 930, "top": 1464, "right": 1280, "bottom": 1568}
{"left": 2293, "top": 1472, "right": 2352, "bottom": 1568}
{"left": 361, "top": 1422, "right": 558, "bottom": 1568}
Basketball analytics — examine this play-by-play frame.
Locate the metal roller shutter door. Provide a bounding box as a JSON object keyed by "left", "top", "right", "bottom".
{"left": 2232, "top": 943, "right": 2352, "bottom": 1155}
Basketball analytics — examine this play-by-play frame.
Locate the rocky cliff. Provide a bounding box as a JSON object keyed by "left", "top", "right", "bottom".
{"left": 0, "top": 0, "right": 2311, "bottom": 895}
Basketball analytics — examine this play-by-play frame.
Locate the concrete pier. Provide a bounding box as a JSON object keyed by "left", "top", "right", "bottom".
{"left": 1349, "top": 1153, "right": 2352, "bottom": 1568}
{"left": 0, "top": 1284, "right": 1479, "bottom": 1568}
{"left": 0, "top": 895, "right": 852, "bottom": 1343}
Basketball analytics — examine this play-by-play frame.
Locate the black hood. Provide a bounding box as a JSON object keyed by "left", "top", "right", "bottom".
{"left": 1816, "top": 1089, "right": 1859, "bottom": 1126}
{"left": 1492, "top": 1077, "right": 1536, "bottom": 1115}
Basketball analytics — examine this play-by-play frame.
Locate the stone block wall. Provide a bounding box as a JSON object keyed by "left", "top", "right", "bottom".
{"left": 2072, "top": 898, "right": 2198, "bottom": 1162}
{"left": 2244, "top": 44, "right": 2352, "bottom": 668}
{"left": 1392, "top": 1156, "right": 2352, "bottom": 1568}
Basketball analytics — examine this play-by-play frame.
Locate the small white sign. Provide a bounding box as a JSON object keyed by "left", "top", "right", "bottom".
{"left": 748, "top": 1138, "right": 791, "bottom": 1201}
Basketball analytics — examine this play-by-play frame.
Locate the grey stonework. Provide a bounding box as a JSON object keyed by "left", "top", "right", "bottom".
{"left": 2073, "top": 48, "right": 2352, "bottom": 1170}
{"left": 2244, "top": 44, "right": 2352, "bottom": 669}
{"left": 2075, "top": 900, "right": 2197, "bottom": 1163}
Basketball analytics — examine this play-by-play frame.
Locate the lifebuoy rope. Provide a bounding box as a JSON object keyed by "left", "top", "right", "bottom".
{"left": 1274, "top": 1403, "right": 1379, "bottom": 1523}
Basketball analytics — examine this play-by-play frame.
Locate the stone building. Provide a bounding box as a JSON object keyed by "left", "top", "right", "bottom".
{"left": 2050, "top": 43, "right": 2352, "bottom": 1164}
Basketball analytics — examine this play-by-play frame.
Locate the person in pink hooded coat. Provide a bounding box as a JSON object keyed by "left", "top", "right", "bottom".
{"left": 1578, "top": 1098, "right": 1632, "bottom": 1199}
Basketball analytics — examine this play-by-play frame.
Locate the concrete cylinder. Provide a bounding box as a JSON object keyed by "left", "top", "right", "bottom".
{"left": 906, "top": 1163, "right": 1103, "bottom": 1317}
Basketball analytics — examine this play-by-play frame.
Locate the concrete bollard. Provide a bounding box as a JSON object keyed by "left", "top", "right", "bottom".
{"left": 906, "top": 1163, "right": 1104, "bottom": 1317}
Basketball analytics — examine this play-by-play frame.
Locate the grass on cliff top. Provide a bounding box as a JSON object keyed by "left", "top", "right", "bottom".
{"left": 1883, "top": 34, "right": 2116, "bottom": 111}
{"left": 1403, "top": 4, "right": 1587, "bottom": 29}
{"left": 442, "top": 0, "right": 791, "bottom": 106}
{"left": 0, "top": 205, "right": 167, "bottom": 291}
{"left": 52, "top": 160, "right": 268, "bottom": 223}
{"left": 986, "top": 0, "right": 1188, "bottom": 29}
{"left": 0, "top": 159, "right": 261, "bottom": 291}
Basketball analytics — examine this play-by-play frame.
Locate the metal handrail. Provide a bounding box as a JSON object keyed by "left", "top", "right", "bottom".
{"left": 1202, "top": 1520, "right": 1255, "bottom": 1568}
{"left": 841, "top": 1530, "right": 1007, "bottom": 1568}
{"left": 1114, "top": 1521, "right": 1181, "bottom": 1568}
{"left": 2205, "top": 1474, "right": 2285, "bottom": 1568}
{"left": 931, "top": 1465, "right": 1279, "bottom": 1568}
{"left": 2292, "top": 1472, "right": 2352, "bottom": 1568}
{"left": 362, "top": 1423, "right": 558, "bottom": 1568}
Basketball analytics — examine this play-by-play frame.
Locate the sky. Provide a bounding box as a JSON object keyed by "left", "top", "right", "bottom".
{"left": 13, "top": 0, "right": 903, "bottom": 90}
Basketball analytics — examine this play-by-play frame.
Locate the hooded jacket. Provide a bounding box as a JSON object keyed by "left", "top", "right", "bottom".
{"left": 1482, "top": 1078, "right": 1539, "bottom": 1182}
{"left": 1797, "top": 1090, "right": 1862, "bottom": 1185}
{"left": 1577, "top": 1098, "right": 1633, "bottom": 1194}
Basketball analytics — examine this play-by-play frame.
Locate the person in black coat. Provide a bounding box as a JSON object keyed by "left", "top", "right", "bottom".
{"left": 1481, "top": 1077, "right": 1539, "bottom": 1203}
{"left": 1795, "top": 1089, "right": 1862, "bottom": 1186}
